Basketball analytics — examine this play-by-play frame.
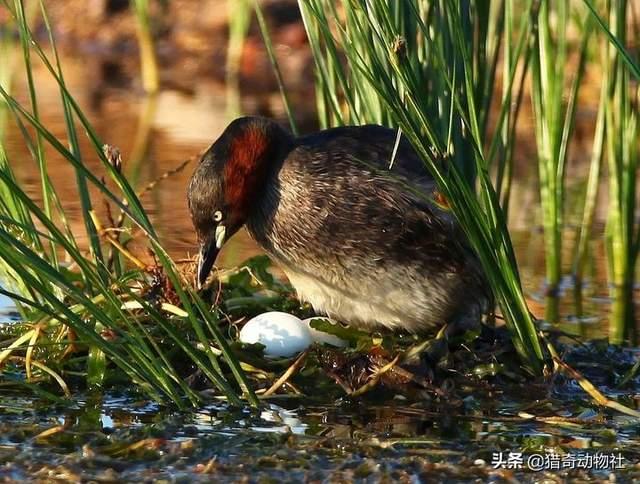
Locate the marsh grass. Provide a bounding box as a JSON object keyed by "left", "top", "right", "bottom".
{"left": 531, "top": 0, "right": 592, "bottom": 323}
{"left": 296, "top": 0, "right": 640, "bottom": 351}
{"left": 0, "top": 0, "right": 256, "bottom": 408}
{"left": 583, "top": 0, "right": 640, "bottom": 344}
{"left": 297, "top": 0, "right": 546, "bottom": 374}
{"left": 254, "top": 0, "right": 299, "bottom": 135}
{"left": 598, "top": 2, "right": 639, "bottom": 345}
{"left": 132, "top": 0, "right": 159, "bottom": 94}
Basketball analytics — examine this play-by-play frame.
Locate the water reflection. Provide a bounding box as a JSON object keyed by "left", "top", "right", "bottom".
{"left": 0, "top": 294, "right": 18, "bottom": 323}
{"left": 0, "top": 391, "right": 636, "bottom": 481}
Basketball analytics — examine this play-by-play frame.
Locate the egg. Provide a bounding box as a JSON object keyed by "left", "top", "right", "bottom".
{"left": 302, "top": 317, "right": 348, "bottom": 348}
{"left": 239, "top": 312, "right": 312, "bottom": 357}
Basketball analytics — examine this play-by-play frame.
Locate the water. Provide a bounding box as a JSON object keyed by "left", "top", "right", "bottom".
{"left": 0, "top": 388, "right": 638, "bottom": 482}
{"left": 0, "top": 295, "right": 18, "bottom": 323}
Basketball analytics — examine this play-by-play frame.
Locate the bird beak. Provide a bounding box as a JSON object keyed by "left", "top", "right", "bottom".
{"left": 197, "top": 224, "right": 227, "bottom": 289}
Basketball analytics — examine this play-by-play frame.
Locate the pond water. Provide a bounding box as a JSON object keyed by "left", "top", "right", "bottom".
{"left": 1, "top": 49, "right": 638, "bottom": 481}
{"left": 0, "top": 295, "right": 14, "bottom": 320}
{"left": 0, "top": 383, "right": 639, "bottom": 482}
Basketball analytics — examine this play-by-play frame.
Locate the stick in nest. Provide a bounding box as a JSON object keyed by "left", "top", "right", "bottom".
{"left": 262, "top": 349, "right": 309, "bottom": 397}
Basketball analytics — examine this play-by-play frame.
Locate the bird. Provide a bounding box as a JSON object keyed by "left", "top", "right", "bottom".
{"left": 188, "top": 116, "right": 490, "bottom": 333}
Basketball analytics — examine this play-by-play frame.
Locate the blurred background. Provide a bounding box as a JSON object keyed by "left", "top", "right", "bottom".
{"left": 3, "top": 0, "right": 315, "bottom": 263}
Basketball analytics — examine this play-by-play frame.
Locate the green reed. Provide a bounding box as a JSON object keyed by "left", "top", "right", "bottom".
{"left": 573, "top": 64, "right": 607, "bottom": 287}
{"left": 0, "top": 0, "right": 256, "bottom": 407}
{"left": 584, "top": 0, "right": 640, "bottom": 344}
{"left": 298, "top": 0, "right": 546, "bottom": 374}
{"left": 132, "top": 0, "right": 159, "bottom": 94}
{"left": 226, "top": 0, "right": 252, "bottom": 118}
{"left": 0, "top": 8, "right": 18, "bottom": 139}
{"left": 254, "top": 0, "right": 299, "bottom": 134}
{"left": 530, "top": 0, "right": 592, "bottom": 323}
{"left": 493, "top": 0, "right": 530, "bottom": 218}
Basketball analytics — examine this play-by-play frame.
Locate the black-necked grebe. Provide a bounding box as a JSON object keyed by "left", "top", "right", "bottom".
{"left": 188, "top": 116, "right": 490, "bottom": 332}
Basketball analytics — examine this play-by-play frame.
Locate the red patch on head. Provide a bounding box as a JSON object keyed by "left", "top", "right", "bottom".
{"left": 223, "top": 125, "right": 272, "bottom": 219}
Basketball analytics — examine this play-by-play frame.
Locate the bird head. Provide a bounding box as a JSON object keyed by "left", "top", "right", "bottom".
{"left": 187, "top": 116, "right": 291, "bottom": 288}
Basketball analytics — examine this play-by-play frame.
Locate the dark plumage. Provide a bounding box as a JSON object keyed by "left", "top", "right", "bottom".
{"left": 188, "top": 116, "right": 490, "bottom": 332}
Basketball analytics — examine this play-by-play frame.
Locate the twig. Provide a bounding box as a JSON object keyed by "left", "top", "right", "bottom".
{"left": 262, "top": 350, "right": 309, "bottom": 397}
{"left": 350, "top": 354, "right": 400, "bottom": 397}
{"left": 89, "top": 210, "right": 147, "bottom": 270}
{"left": 108, "top": 150, "right": 198, "bottom": 238}
{"left": 553, "top": 356, "right": 640, "bottom": 419}
{"left": 34, "top": 425, "right": 65, "bottom": 440}
{"left": 327, "top": 371, "right": 353, "bottom": 394}
{"left": 137, "top": 156, "right": 195, "bottom": 199}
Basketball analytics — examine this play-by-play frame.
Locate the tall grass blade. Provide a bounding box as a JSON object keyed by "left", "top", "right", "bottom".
{"left": 298, "top": 0, "right": 546, "bottom": 373}
{"left": 254, "top": 0, "right": 298, "bottom": 135}
{"left": 0, "top": 0, "right": 254, "bottom": 407}
{"left": 530, "top": 0, "right": 589, "bottom": 322}
{"left": 132, "top": 0, "right": 159, "bottom": 93}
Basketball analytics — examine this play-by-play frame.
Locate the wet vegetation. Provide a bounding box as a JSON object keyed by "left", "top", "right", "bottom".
{"left": 1, "top": 0, "right": 640, "bottom": 481}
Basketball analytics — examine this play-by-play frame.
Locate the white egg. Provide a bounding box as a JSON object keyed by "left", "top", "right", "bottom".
{"left": 239, "top": 312, "right": 312, "bottom": 357}
{"left": 302, "top": 317, "right": 348, "bottom": 348}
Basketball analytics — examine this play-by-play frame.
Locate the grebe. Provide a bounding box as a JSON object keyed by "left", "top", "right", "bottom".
{"left": 188, "top": 117, "right": 490, "bottom": 332}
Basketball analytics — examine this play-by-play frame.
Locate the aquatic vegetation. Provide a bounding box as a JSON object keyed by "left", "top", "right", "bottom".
{"left": 254, "top": 0, "right": 299, "bottom": 135}
{"left": 297, "top": 0, "right": 546, "bottom": 373}
{"left": 0, "top": 0, "right": 255, "bottom": 408}
{"left": 600, "top": 5, "right": 640, "bottom": 346}
{"left": 1, "top": 1, "right": 640, "bottom": 480}
{"left": 530, "top": 0, "right": 589, "bottom": 322}
{"left": 584, "top": 0, "right": 640, "bottom": 345}
{"left": 131, "top": 0, "right": 159, "bottom": 94}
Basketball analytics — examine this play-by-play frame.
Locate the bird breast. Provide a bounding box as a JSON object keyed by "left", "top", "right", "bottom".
{"left": 244, "top": 144, "right": 477, "bottom": 331}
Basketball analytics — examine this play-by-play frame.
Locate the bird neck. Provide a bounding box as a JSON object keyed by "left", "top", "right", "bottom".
{"left": 223, "top": 124, "right": 292, "bottom": 222}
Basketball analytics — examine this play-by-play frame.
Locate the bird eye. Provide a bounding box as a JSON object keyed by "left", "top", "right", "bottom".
{"left": 213, "top": 210, "right": 223, "bottom": 222}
